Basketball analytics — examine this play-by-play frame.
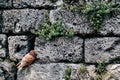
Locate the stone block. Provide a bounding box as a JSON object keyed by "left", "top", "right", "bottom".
{"left": 50, "top": 9, "right": 93, "bottom": 35}
{"left": 2, "top": 9, "right": 46, "bottom": 33}
{"left": 85, "top": 37, "right": 120, "bottom": 63}
{"left": 8, "top": 36, "right": 31, "bottom": 61}
{"left": 35, "top": 37, "right": 83, "bottom": 63}
{"left": 17, "top": 63, "right": 66, "bottom": 80}
{"left": 99, "top": 15, "right": 120, "bottom": 36}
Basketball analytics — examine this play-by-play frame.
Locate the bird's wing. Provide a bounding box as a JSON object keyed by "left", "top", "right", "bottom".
{"left": 23, "top": 54, "right": 35, "bottom": 63}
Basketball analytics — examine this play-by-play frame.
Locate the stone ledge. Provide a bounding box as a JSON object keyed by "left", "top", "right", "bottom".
{"left": 17, "top": 63, "right": 120, "bottom": 80}
{"left": 17, "top": 63, "right": 94, "bottom": 80}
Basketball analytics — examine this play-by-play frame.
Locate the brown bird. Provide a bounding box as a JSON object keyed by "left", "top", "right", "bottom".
{"left": 16, "top": 50, "right": 36, "bottom": 71}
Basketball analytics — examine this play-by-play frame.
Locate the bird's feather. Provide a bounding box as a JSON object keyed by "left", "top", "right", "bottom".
{"left": 16, "top": 50, "right": 35, "bottom": 71}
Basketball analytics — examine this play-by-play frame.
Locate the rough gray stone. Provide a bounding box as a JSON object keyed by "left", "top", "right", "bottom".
{"left": 2, "top": 9, "right": 46, "bottom": 33}
{"left": 13, "top": 0, "right": 62, "bottom": 8}
{"left": 0, "top": 60, "right": 15, "bottom": 80}
{"left": 35, "top": 37, "right": 83, "bottom": 63}
{"left": 85, "top": 37, "right": 120, "bottom": 63}
{"left": 0, "top": 34, "right": 7, "bottom": 58}
{"left": 8, "top": 36, "right": 31, "bottom": 61}
{"left": 0, "top": 0, "right": 12, "bottom": 8}
{"left": 17, "top": 63, "right": 66, "bottom": 80}
{"left": 70, "top": 65, "right": 96, "bottom": 80}
{"left": 56, "top": 0, "right": 63, "bottom": 6}
{"left": 101, "top": 64, "right": 120, "bottom": 80}
{"left": 50, "top": 9, "right": 93, "bottom": 35}
{"left": 17, "top": 63, "right": 120, "bottom": 80}
{"left": 0, "top": 68, "right": 5, "bottom": 80}
{"left": 17, "top": 63, "right": 91, "bottom": 80}
{"left": 99, "top": 15, "right": 120, "bottom": 35}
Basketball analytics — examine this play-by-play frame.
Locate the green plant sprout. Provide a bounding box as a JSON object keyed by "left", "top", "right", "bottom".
{"left": 96, "top": 63, "right": 106, "bottom": 74}
{"left": 62, "top": 0, "right": 118, "bottom": 31}
{"left": 33, "top": 21, "right": 74, "bottom": 40}
{"left": 82, "top": 0, "right": 118, "bottom": 31}
{"left": 64, "top": 66, "right": 71, "bottom": 80}
{"left": 79, "top": 65, "right": 87, "bottom": 74}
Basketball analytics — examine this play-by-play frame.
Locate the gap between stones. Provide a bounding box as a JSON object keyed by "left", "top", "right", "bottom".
{"left": 0, "top": 6, "right": 57, "bottom": 10}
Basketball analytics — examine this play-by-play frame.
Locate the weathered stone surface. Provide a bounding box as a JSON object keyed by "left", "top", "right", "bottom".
{"left": 8, "top": 36, "right": 31, "bottom": 61}
{"left": 0, "top": 60, "right": 15, "bottom": 80}
{"left": 85, "top": 37, "right": 120, "bottom": 63}
{"left": 99, "top": 15, "right": 120, "bottom": 35}
{"left": 13, "top": 0, "right": 62, "bottom": 8}
{"left": 35, "top": 37, "right": 83, "bottom": 63}
{"left": 102, "top": 64, "right": 120, "bottom": 80}
{"left": 0, "top": 68, "right": 5, "bottom": 80}
{"left": 17, "top": 63, "right": 120, "bottom": 80}
{"left": 17, "top": 63, "right": 96, "bottom": 80}
{"left": 2, "top": 9, "right": 46, "bottom": 33}
{"left": 50, "top": 9, "right": 93, "bottom": 35}
{"left": 17, "top": 63, "right": 66, "bottom": 80}
{"left": 0, "top": 34, "right": 7, "bottom": 58}
{"left": 70, "top": 65, "right": 96, "bottom": 80}
{"left": 0, "top": 0, "right": 12, "bottom": 8}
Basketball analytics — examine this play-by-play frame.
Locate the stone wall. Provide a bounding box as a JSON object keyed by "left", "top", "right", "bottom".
{"left": 0, "top": 0, "right": 120, "bottom": 80}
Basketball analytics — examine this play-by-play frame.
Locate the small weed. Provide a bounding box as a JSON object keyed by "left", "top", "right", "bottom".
{"left": 33, "top": 21, "right": 74, "bottom": 40}
{"left": 79, "top": 65, "right": 87, "bottom": 74}
{"left": 96, "top": 63, "right": 106, "bottom": 74}
{"left": 44, "top": 11, "right": 50, "bottom": 23}
{"left": 62, "top": 0, "right": 118, "bottom": 31}
{"left": 64, "top": 66, "right": 71, "bottom": 80}
{"left": 33, "top": 10, "right": 74, "bottom": 40}
{"left": 61, "top": 0, "right": 85, "bottom": 12}
{"left": 95, "top": 75, "right": 103, "bottom": 80}
{"left": 82, "top": 0, "right": 118, "bottom": 31}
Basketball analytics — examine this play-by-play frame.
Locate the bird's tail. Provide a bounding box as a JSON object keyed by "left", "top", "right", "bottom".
{"left": 17, "top": 67, "right": 23, "bottom": 73}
